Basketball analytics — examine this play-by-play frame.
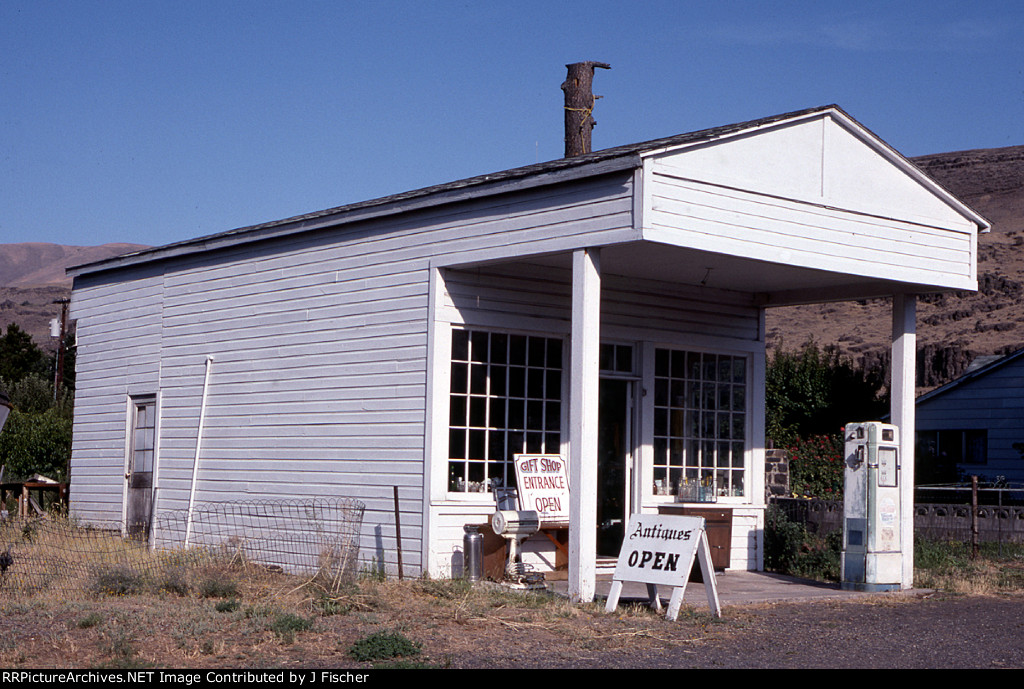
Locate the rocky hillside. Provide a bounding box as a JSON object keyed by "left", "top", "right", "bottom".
{"left": 765, "top": 145, "right": 1024, "bottom": 392}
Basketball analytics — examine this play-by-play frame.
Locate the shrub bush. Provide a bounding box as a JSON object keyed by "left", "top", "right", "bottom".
{"left": 787, "top": 434, "right": 844, "bottom": 499}
{"left": 764, "top": 504, "right": 841, "bottom": 582}
{"left": 764, "top": 505, "right": 805, "bottom": 572}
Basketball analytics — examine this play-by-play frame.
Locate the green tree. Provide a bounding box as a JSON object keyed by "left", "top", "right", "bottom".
{"left": 0, "top": 324, "right": 49, "bottom": 383}
{"left": 766, "top": 342, "right": 887, "bottom": 448}
{"left": 0, "top": 407, "right": 73, "bottom": 481}
{"left": 0, "top": 373, "right": 74, "bottom": 481}
{"left": 0, "top": 323, "right": 75, "bottom": 483}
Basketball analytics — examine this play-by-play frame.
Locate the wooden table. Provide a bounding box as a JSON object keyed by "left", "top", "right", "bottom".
{"left": 657, "top": 505, "right": 732, "bottom": 570}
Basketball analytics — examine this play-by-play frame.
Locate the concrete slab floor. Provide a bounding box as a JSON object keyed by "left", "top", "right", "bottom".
{"left": 547, "top": 570, "right": 926, "bottom": 610}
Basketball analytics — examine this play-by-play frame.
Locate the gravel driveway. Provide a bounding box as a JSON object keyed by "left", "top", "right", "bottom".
{"left": 572, "top": 593, "right": 1024, "bottom": 669}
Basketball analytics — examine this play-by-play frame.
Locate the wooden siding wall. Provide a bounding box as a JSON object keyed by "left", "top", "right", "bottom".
{"left": 916, "top": 361, "right": 1024, "bottom": 483}
{"left": 441, "top": 263, "right": 761, "bottom": 343}
{"left": 69, "top": 266, "right": 165, "bottom": 523}
{"left": 69, "top": 172, "right": 635, "bottom": 576}
{"left": 644, "top": 114, "right": 979, "bottom": 294}
{"left": 646, "top": 169, "right": 977, "bottom": 290}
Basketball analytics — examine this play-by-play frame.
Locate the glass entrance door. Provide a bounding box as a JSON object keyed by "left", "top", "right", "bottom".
{"left": 597, "top": 377, "right": 632, "bottom": 557}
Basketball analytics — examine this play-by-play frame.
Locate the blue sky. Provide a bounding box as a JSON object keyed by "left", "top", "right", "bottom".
{"left": 3, "top": 1, "right": 1022, "bottom": 248}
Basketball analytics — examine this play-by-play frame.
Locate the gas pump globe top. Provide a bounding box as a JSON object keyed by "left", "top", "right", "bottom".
{"left": 841, "top": 422, "right": 903, "bottom": 592}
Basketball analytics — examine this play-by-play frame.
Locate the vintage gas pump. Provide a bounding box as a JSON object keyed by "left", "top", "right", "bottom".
{"left": 841, "top": 422, "right": 903, "bottom": 591}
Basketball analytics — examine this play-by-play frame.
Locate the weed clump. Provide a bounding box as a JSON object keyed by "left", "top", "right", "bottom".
{"left": 413, "top": 577, "right": 472, "bottom": 600}
{"left": 243, "top": 604, "right": 274, "bottom": 619}
{"left": 359, "top": 561, "right": 387, "bottom": 582}
{"left": 89, "top": 566, "right": 147, "bottom": 596}
{"left": 215, "top": 599, "right": 240, "bottom": 613}
{"left": 156, "top": 570, "right": 192, "bottom": 597}
{"left": 77, "top": 612, "right": 103, "bottom": 628}
{"left": 313, "top": 594, "right": 351, "bottom": 616}
{"left": 348, "top": 630, "right": 421, "bottom": 663}
{"left": 913, "top": 538, "right": 1024, "bottom": 594}
{"left": 199, "top": 577, "right": 238, "bottom": 599}
{"left": 268, "top": 613, "right": 313, "bottom": 643}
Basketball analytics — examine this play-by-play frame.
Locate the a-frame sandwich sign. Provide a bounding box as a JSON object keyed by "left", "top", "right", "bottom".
{"left": 604, "top": 514, "right": 722, "bottom": 620}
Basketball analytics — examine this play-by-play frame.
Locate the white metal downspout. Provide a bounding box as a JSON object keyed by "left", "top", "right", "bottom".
{"left": 185, "top": 355, "right": 214, "bottom": 548}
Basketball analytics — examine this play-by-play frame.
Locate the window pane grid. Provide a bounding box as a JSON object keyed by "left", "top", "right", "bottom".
{"left": 653, "top": 349, "right": 746, "bottom": 498}
{"left": 449, "top": 330, "right": 563, "bottom": 493}
{"left": 131, "top": 399, "right": 156, "bottom": 474}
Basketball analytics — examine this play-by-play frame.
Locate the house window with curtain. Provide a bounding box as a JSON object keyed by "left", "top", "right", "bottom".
{"left": 916, "top": 429, "right": 987, "bottom": 484}
{"left": 653, "top": 348, "right": 747, "bottom": 499}
{"left": 448, "top": 329, "right": 563, "bottom": 493}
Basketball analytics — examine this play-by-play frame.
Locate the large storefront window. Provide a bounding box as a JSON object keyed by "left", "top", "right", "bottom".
{"left": 653, "top": 348, "right": 747, "bottom": 499}
{"left": 448, "top": 329, "right": 563, "bottom": 493}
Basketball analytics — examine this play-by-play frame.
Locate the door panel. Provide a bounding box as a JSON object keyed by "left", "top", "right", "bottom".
{"left": 126, "top": 398, "right": 156, "bottom": 538}
{"left": 597, "top": 378, "right": 630, "bottom": 557}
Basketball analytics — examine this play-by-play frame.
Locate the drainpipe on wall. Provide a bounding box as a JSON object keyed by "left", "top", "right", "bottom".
{"left": 185, "top": 355, "right": 215, "bottom": 548}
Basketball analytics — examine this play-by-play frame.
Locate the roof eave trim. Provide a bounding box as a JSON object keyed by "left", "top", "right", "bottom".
{"left": 68, "top": 153, "right": 643, "bottom": 279}
{"left": 635, "top": 105, "right": 842, "bottom": 160}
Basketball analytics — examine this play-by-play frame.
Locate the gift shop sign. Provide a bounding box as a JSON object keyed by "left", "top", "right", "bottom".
{"left": 513, "top": 454, "right": 569, "bottom": 522}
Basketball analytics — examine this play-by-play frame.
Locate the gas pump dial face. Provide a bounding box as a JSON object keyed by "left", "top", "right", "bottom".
{"left": 877, "top": 447, "right": 898, "bottom": 487}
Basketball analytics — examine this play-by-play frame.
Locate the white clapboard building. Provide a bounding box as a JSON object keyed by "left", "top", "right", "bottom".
{"left": 67, "top": 105, "right": 987, "bottom": 598}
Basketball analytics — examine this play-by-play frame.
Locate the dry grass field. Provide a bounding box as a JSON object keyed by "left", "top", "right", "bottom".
{"left": 0, "top": 524, "right": 1021, "bottom": 669}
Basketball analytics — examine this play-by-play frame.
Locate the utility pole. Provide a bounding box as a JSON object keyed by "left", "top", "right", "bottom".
{"left": 52, "top": 298, "right": 69, "bottom": 401}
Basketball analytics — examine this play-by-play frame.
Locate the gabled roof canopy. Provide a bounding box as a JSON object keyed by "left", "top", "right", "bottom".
{"left": 69, "top": 105, "right": 988, "bottom": 306}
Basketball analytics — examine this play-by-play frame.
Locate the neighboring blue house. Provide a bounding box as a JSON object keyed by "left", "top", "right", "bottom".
{"left": 915, "top": 348, "right": 1024, "bottom": 485}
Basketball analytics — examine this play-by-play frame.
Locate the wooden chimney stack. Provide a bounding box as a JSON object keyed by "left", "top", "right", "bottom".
{"left": 562, "top": 61, "right": 610, "bottom": 157}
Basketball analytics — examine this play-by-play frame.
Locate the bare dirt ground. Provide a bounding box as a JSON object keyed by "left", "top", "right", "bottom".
{"left": 0, "top": 577, "right": 1020, "bottom": 670}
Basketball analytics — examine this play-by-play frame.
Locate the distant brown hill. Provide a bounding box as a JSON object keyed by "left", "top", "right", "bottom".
{"left": 0, "top": 243, "right": 147, "bottom": 352}
{"left": 0, "top": 242, "right": 148, "bottom": 289}
{"left": 766, "top": 145, "right": 1024, "bottom": 392}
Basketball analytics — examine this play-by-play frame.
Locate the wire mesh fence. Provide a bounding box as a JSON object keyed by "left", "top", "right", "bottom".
{"left": 0, "top": 497, "right": 365, "bottom": 597}
{"left": 771, "top": 495, "right": 1024, "bottom": 545}
{"left": 0, "top": 517, "right": 180, "bottom": 596}
{"left": 154, "top": 497, "right": 366, "bottom": 585}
